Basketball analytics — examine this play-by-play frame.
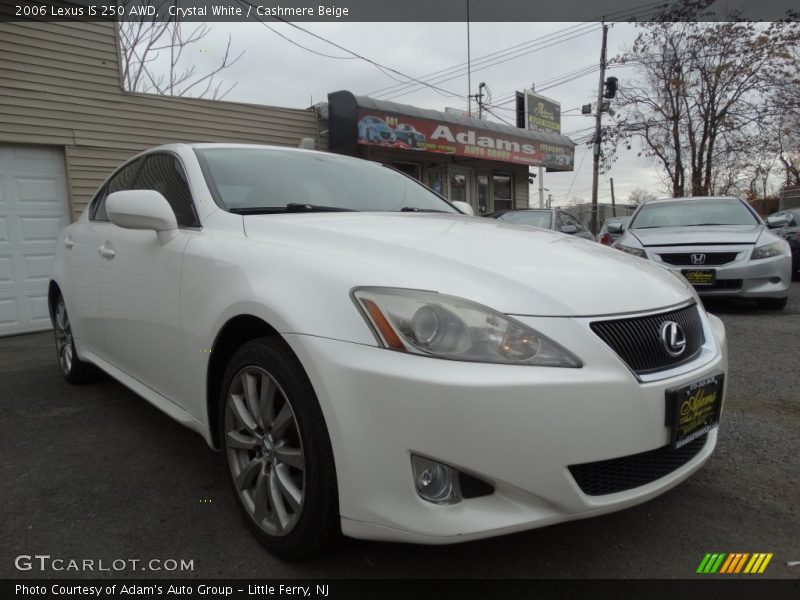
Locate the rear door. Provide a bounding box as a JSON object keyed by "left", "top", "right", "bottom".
{"left": 97, "top": 153, "right": 198, "bottom": 401}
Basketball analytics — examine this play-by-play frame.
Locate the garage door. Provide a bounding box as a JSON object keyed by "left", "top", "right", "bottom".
{"left": 0, "top": 145, "right": 70, "bottom": 336}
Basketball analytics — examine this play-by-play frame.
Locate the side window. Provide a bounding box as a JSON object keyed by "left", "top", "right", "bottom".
{"left": 133, "top": 154, "right": 199, "bottom": 228}
{"left": 90, "top": 158, "right": 142, "bottom": 222}
{"left": 565, "top": 213, "right": 584, "bottom": 231}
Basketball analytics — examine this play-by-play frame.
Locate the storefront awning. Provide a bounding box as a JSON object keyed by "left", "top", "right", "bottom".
{"left": 327, "top": 90, "right": 575, "bottom": 171}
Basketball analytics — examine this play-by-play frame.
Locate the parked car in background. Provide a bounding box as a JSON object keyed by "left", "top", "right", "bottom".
{"left": 393, "top": 123, "right": 426, "bottom": 148}
{"left": 613, "top": 196, "right": 791, "bottom": 309}
{"left": 485, "top": 208, "right": 595, "bottom": 241}
{"left": 357, "top": 115, "right": 395, "bottom": 144}
{"left": 766, "top": 208, "right": 800, "bottom": 280}
{"left": 598, "top": 216, "right": 632, "bottom": 245}
{"left": 50, "top": 145, "right": 727, "bottom": 558}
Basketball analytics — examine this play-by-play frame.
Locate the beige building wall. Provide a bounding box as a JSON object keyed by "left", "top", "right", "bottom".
{"left": 0, "top": 21, "right": 322, "bottom": 220}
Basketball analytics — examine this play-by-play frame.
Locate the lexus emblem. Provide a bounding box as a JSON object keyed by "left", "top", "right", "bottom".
{"left": 690, "top": 253, "right": 706, "bottom": 265}
{"left": 660, "top": 321, "right": 686, "bottom": 357}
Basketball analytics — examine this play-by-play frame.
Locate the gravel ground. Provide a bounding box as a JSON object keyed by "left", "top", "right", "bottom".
{"left": 1, "top": 283, "right": 798, "bottom": 579}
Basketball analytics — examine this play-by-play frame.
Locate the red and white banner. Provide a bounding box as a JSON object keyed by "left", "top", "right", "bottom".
{"left": 356, "top": 109, "right": 574, "bottom": 171}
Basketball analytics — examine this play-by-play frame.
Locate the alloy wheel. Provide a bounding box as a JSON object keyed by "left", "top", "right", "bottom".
{"left": 224, "top": 367, "right": 306, "bottom": 536}
{"left": 55, "top": 299, "right": 73, "bottom": 374}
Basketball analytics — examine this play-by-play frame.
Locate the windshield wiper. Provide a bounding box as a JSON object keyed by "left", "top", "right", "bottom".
{"left": 286, "top": 203, "right": 356, "bottom": 213}
{"left": 399, "top": 207, "right": 449, "bottom": 213}
{"left": 229, "top": 204, "right": 357, "bottom": 215}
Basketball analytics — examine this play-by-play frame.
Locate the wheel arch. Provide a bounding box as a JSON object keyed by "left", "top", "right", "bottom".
{"left": 206, "top": 314, "right": 282, "bottom": 449}
{"left": 47, "top": 279, "right": 62, "bottom": 324}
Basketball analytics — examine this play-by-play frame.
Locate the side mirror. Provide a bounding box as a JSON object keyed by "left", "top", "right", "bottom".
{"left": 106, "top": 190, "right": 178, "bottom": 232}
{"left": 560, "top": 224, "right": 578, "bottom": 234}
{"left": 766, "top": 214, "right": 791, "bottom": 228}
{"left": 606, "top": 221, "right": 624, "bottom": 234}
{"left": 451, "top": 200, "right": 475, "bottom": 216}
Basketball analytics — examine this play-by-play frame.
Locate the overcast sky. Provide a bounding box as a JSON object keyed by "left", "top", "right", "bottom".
{"left": 174, "top": 20, "right": 664, "bottom": 207}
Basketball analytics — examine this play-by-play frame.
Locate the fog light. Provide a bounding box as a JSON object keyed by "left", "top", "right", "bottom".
{"left": 411, "top": 455, "right": 462, "bottom": 505}
{"left": 769, "top": 277, "right": 781, "bottom": 284}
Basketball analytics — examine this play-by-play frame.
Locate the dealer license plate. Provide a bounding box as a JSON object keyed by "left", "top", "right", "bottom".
{"left": 681, "top": 268, "right": 716, "bottom": 286}
{"left": 665, "top": 373, "right": 724, "bottom": 449}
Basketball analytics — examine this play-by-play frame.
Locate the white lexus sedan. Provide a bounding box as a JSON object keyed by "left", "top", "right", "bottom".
{"left": 50, "top": 144, "right": 727, "bottom": 558}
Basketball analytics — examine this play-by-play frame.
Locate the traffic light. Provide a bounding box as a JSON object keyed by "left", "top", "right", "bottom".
{"left": 603, "top": 77, "right": 618, "bottom": 99}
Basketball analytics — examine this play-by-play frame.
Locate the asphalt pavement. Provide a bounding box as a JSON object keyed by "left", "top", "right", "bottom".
{"left": 1, "top": 284, "right": 798, "bottom": 579}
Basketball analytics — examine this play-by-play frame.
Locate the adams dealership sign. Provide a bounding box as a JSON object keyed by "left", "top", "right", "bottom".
{"left": 354, "top": 109, "right": 574, "bottom": 170}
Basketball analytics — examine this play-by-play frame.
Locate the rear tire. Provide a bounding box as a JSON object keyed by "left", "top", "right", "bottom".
{"left": 53, "top": 295, "right": 97, "bottom": 384}
{"left": 756, "top": 297, "right": 787, "bottom": 310}
{"left": 220, "top": 337, "right": 340, "bottom": 559}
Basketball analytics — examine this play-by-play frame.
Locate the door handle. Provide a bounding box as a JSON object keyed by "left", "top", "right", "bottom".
{"left": 63, "top": 236, "right": 74, "bottom": 249}
{"left": 98, "top": 243, "right": 116, "bottom": 259}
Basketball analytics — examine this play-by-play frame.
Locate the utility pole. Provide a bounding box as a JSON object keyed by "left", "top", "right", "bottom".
{"left": 466, "top": 1, "right": 472, "bottom": 116}
{"left": 590, "top": 23, "right": 609, "bottom": 236}
{"left": 538, "top": 169, "right": 544, "bottom": 208}
{"left": 528, "top": 82, "right": 545, "bottom": 209}
{"left": 475, "top": 82, "right": 486, "bottom": 119}
{"left": 610, "top": 177, "right": 616, "bottom": 217}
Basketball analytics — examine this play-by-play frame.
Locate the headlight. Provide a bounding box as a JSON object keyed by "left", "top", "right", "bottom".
{"left": 613, "top": 242, "right": 647, "bottom": 258}
{"left": 751, "top": 239, "right": 789, "bottom": 260}
{"left": 352, "top": 287, "right": 581, "bottom": 367}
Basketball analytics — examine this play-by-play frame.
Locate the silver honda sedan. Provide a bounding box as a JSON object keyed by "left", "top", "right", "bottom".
{"left": 612, "top": 196, "right": 791, "bottom": 309}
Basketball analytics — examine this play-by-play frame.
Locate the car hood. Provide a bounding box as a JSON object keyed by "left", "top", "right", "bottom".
{"left": 243, "top": 212, "right": 693, "bottom": 317}
{"left": 630, "top": 224, "right": 763, "bottom": 246}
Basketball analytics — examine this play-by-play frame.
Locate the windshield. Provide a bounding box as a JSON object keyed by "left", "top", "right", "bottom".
{"left": 496, "top": 211, "right": 552, "bottom": 228}
{"left": 630, "top": 198, "right": 758, "bottom": 229}
{"left": 195, "top": 148, "right": 457, "bottom": 213}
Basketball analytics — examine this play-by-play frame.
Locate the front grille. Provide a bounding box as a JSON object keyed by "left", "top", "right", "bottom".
{"left": 568, "top": 435, "right": 707, "bottom": 496}
{"left": 590, "top": 304, "right": 705, "bottom": 374}
{"left": 659, "top": 252, "right": 739, "bottom": 266}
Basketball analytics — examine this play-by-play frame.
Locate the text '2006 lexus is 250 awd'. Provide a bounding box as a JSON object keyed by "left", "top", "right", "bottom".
{"left": 50, "top": 144, "right": 727, "bottom": 558}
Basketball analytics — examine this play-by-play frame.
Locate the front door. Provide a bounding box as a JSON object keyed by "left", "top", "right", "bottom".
{"left": 447, "top": 166, "right": 475, "bottom": 212}
{"left": 97, "top": 153, "right": 197, "bottom": 402}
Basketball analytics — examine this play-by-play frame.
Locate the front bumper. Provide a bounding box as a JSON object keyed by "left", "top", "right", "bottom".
{"left": 647, "top": 248, "right": 791, "bottom": 299}
{"left": 284, "top": 311, "right": 728, "bottom": 544}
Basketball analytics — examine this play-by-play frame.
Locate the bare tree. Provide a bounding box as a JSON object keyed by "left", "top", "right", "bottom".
{"left": 117, "top": 1, "right": 243, "bottom": 99}
{"left": 627, "top": 187, "right": 657, "bottom": 205}
{"left": 773, "top": 46, "right": 800, "bottom": 187}
{"left": 603, "top": 9, "right": 799, "bottom": 197}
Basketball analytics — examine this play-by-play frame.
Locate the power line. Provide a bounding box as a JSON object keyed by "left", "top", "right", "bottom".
{"left": 369, "top": 23, "right": 600, "bottom": 99}
{"left": 565, "top": 141, "right": 591, "bottom": 200}
{"left": 236, "top": 0, "right": 465, "bottom": 100}
{"left": 380, "top": 25, "right": 601, "bottom": 102}
{"left": 370, "top": 0, "right": 670, "bottom": 102}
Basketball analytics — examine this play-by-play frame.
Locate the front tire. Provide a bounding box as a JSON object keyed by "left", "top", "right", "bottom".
{"left": 53, "top": 295, "right": 97, "bottom": 384}
{"left": 220, "top": 337, "right": 339, "bottom": 559}
{"left": 756, "top": 297, "right": 787, "bottom": 310}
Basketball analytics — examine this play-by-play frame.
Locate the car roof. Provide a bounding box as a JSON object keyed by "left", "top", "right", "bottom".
{"left": 134, "top": 142, "right": 335, "bottom": 159}
{"left": 643, "top": 195, "right": 743, "bottom": 205}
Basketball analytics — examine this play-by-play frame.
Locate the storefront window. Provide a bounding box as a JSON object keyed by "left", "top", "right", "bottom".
{"left": 391, "top": 162, "right": 420, "bottom": 180}
{"left": 428, "top": 169, "right": 444, "bottom": 196}
{"left": 493, "top": 174, "right": 512, "bottom": 211}
{"left": 478, "top": 175, "right": 489, "bottom": 214}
